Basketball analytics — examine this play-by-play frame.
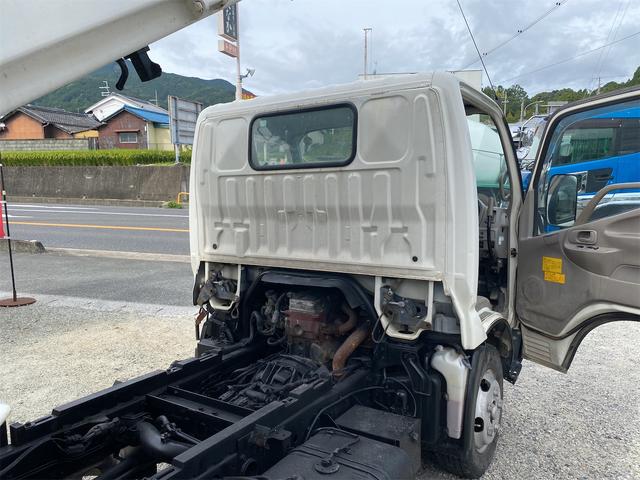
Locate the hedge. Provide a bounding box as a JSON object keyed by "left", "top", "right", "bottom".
{"left": 0, "top": 149, "right": 192, "bottom": 166}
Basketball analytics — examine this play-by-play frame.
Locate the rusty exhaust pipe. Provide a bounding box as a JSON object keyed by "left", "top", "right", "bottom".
{"left": 336, "top": 305, "right": 357, "bottom": 335}
{"left": 332, "top": 324, "right": 370, "bottom": 376}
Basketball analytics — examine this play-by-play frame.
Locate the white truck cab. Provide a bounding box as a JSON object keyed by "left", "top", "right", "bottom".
{"left": 190, "top": 73, "right": 640, "bottom": 373}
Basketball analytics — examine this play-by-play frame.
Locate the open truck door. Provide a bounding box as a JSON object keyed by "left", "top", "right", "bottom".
{"left": 516, "top": 87, "right": 640, "bottom": 372}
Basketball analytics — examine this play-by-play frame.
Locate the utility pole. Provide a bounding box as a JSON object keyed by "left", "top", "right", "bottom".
{"left": 597, "top": 76, "right": 601, "bottom": 95}
{"left": 520, "top": 99, "right": 525, "bottom": 122}
{"left": 502, "top": 89, "right": 508, "bottom": 115}
{"left": 235, "top": 4, "right": 242, "bottom": 100}
{"left": 363, "top": 28, "right": 372, "bottom": 80}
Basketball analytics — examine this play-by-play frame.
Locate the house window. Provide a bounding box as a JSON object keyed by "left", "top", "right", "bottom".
{"left": 118, "top": 132, "right": 138, "bottom": 143}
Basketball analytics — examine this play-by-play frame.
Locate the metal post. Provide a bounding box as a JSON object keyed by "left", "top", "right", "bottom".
{"left": 235, "top": 4, "right": 242, "bottom": 101}
{"left": 0, "top": 161, "right": 36, "bottom": 307}
{"left": 363, "top": 28, "right": 372, "bottom": 80}
{"left": 0, "top": 164, "right": 17, "bottom": 302}
{"left": 174, "top": 144, "right": 180, "bottom": 164}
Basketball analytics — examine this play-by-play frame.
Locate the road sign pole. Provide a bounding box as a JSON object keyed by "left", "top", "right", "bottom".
{"left": 0, "top": 160, "right": 36, "bottom": 308}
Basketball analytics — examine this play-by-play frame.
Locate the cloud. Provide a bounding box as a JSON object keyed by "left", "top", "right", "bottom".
{"left": 150, "top": 0, "right": 640, "bottom": 97}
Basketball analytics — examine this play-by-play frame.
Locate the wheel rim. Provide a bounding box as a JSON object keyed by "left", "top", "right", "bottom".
{"left": 473, "top": 368, "right": 502, "bottom": 453}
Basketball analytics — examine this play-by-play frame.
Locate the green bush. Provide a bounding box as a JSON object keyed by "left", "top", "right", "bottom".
{"left": 163, "top": 200, "right": 183, "bottom": 209}
{"left": 0, "top": 149, "right": 192, "bottom": 166}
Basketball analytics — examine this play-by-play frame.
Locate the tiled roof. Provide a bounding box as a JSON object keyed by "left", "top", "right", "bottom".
{"left": 18, "top": 105, "right": 102, "bottom": 134}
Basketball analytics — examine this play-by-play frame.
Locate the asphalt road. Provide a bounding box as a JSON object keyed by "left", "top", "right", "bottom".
{"left": 6, "top": 202, "right": 189, "bottom": 254}
{"left": 0, "top": 251, "right": 194, "bottom": 306}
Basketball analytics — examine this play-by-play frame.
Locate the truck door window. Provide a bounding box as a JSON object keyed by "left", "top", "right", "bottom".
{"left": 250, "top": 104, "right": 356, "bottom": 170}
{"left": 466, "top": 114, "right": 510, "bottom": 203}
{"left": 534, "top": 99, "right": 640, "bottom": 234}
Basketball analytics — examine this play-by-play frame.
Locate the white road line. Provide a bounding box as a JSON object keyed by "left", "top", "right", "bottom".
{"left": 8, "top": 208, "right": 189, "bottom": 218}
{"left": 7, "top": 215, "right": 33, "bottom": 218}
{"left": 10, "top": 204, "right": 97, "bottom": 210}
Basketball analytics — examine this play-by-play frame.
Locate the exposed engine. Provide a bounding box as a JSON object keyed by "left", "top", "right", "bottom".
{"left": 195, "top": 285, "right": 370, "bottom": 410}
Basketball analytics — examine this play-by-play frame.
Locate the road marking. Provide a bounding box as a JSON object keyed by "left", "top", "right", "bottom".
{"left": 47, "top": 247, "right": 190, "bottom": 263}
{"left": 10, "top": 204, "right": 97, "bottom": 210}
{"left": 11, "top": 221, "right": 189, "bottom": 233}
{"left": 9, "top": 208, "right": 188, "bottom": 218}
{"left": 7, "top": 215, "right": 33, "bottom": 218}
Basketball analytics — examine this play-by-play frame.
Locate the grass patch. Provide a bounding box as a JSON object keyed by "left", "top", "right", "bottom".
{"left": 0, "top": 149, "right": 192, "bottom": 166}
{"left": 163, "top": 200, "right": 183, "bottom": 209}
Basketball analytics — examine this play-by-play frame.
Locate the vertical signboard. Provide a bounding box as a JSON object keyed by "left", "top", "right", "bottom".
{"left": 218, "top": 4, "right": 238, "bottom": 41}
{"left": 168, "top": 95, "right": 203, "bottom": 162}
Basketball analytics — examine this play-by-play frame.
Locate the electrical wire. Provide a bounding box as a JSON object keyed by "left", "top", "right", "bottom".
{"left": 461, "top": 0, "right": 571, "bottom": 69}
{"left": 591, "top": 0, "right": 630, "bottom": 92}
{"left": 495, "top": 29, "right": 640, "bottom": 84}
{"left": 455, "top": 0, "right": 497, "bottom": 97}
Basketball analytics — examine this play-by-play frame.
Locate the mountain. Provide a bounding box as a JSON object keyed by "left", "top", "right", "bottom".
{"left": 33, "top": 61, "right": 236, "bottom": 113}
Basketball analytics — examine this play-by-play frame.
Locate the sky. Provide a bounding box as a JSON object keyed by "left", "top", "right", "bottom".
{"left": 150, "top": 0, "right": 640, "bottom": 97}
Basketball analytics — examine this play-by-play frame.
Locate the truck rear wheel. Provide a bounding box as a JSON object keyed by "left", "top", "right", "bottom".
{"left": 431, "top": 344, "right": 503, "bottom": 479}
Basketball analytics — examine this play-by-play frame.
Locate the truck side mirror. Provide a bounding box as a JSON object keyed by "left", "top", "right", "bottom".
{"left": 546, "top": 174, "right": 578, "bottom": 227}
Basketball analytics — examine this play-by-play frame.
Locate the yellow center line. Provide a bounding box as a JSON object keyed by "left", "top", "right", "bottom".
{"left": 11, "top": 221, "right": 189, "bottom": 233}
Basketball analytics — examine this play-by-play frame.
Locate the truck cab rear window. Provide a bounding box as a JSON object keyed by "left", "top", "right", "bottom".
{"left": 250, "top": 105, "right": 356, "bottom": 169}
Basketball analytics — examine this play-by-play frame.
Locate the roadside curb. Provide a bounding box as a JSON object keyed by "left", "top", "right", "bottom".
{"left": 7, "top": 196, "right": 168, "bottom": 208}
{"left": 47, "top": 247, "right": 191, "bottom": 264}
{"left": 0, "top": 238, "right": 46, "bottom": 254}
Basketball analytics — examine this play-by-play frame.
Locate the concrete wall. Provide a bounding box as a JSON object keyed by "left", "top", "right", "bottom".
{"left": 3, "top": 164, "right": 190, "bottom": 202}
{"left": 0, "top": 138, "right": 91, "bottom": 151}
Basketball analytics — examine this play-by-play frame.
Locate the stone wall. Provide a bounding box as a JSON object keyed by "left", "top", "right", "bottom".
{"left": 3, "top": 164, "right": 190, "bottom": 202}
{"left": 0, "top": 138, "right": 91, "bottom": 151}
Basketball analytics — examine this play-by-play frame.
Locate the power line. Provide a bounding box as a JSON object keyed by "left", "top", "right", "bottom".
{"left": 591, "top": 0, "right": 630, "bottom": 92}
{"left": 496, "top": 29, "right": 640, "bottom": 84}
{"left": 461, "top": 0, "right": 570, "bottom": 69}
{"left": 455, "top": 0, "right": 496, "bottom": 96}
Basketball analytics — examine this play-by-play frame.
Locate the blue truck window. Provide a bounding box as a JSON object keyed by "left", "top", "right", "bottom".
{"left": 536, "top": 99, "right": 640, "bottom": 233}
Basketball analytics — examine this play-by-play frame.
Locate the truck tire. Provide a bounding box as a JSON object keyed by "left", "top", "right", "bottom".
{"left": 431, "top": 344, "right": 503, "bottom": 479}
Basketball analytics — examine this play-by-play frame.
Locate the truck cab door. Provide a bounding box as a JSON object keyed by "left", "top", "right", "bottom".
{"left": 515, "top": 88, "right": 640, "bottom": 372}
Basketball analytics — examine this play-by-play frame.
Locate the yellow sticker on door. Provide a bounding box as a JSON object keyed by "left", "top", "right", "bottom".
{"left": 542, "top": 256, "right": 565, "bottom": 284}
{"left": 544, "top": 271, "right": 566, "bottom": 284}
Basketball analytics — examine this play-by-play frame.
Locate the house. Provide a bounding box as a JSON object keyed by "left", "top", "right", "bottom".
{"left": 0, "top": 105, "right": 101, "bottom": 140}
{"left": 86, "top": 94, "right": 172, "bottom": 150}
{"left": 96, "top": 105, "right": 172, "bottom": 150}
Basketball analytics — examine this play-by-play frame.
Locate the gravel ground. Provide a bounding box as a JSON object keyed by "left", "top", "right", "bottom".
{"left": 1, "top": 303, "right": 638, "bottom": 479}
